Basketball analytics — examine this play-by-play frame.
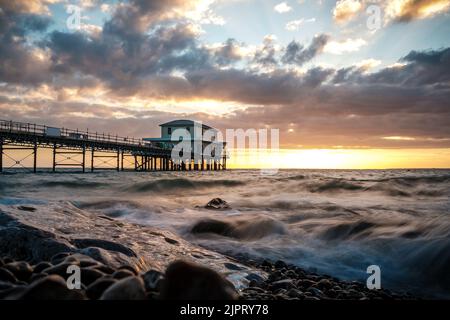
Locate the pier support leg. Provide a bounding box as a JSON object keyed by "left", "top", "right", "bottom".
{"left": 33, "top": 141, "right": 37, "bottom": 173}
{"left": 52, "top": 143, "right": 56, "bottom": 172}
{"left": 0, "top": 138, "right": 3, "bottom": 173}
{"left": 134, "top": 155, "right": 137, "bottom": 171}
{"left": 82, "top": 146, "right": 86, "bottom": 173}
{"left": 91, "top": 148, "right": 95, "bottom": 172}
{"left": 121, "top": 151, "right": 124, "bottom": 171}
{"left": 117, "top": 149, "right": 120, "bottom": 172}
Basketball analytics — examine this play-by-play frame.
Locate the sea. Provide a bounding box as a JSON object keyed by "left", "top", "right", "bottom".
{"left": 1, "top": 169, "right": 449, "bottom": 298}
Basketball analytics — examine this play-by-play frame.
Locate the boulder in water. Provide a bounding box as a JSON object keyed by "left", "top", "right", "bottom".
{"left": 191, "top": 216, "right": 286, "bottom": 240}
{"left": 205, "top": 198, "right": 230, "bottom": 210}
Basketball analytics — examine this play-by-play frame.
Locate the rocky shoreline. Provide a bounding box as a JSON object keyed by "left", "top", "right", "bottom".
{"left": 0, "top": 201, "right": 416, "bottom": 300}
{"left": 0, "top": 253, "right": 416, "bottom": 300}
{"left": 238, "top": 259, "right": 416, "bottom": 300}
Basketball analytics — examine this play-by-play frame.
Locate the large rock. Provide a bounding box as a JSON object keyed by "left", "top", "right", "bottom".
{"left": 160, "top": 260, "right": 238, "bottom": 300}
{"left": 205, "top": 198, "right": 230, "bottom": 210}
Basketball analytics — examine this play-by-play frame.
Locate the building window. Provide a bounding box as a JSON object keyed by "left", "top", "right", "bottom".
{"left": 168, "top": 127, "right": 172, "bottom": 135}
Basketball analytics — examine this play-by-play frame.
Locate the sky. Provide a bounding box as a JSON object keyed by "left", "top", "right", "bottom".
{"left": 1, "top": 0, "right": 450, "bottom": 168}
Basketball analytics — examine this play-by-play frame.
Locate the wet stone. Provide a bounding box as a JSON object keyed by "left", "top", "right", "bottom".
{"left": 4, "top": 261, "right": 33, "bottom": 282}
{"left": 0, "top": 267, "right": 18, "bottom": 284}
{"left": 100, "top": 276, "right": 146, "bottom": 300}
{"left": 86, "top": 278, "right": 116, "bottom": 300}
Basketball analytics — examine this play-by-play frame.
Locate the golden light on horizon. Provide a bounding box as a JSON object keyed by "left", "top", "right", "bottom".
{"left": 227, "top": 148, "right": 450, "bottom": 169}
{"left": 3, "top": 148, "right": 450, "bottom": 170}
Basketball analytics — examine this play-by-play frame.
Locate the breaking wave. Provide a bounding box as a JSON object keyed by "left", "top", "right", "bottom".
{"left": 126, "top": 178, "right": 245, "bottom": 193}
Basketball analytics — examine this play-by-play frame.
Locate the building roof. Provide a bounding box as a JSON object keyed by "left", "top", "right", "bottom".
{"left": 159, "top": 119, "right": 213, "bottom": 130}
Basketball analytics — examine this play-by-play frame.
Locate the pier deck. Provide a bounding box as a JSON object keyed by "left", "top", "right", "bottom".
{"left": 0, "top": 120, "right": 225, "bottom": 173}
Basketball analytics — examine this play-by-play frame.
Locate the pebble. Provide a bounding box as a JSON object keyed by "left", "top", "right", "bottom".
{"left": 50, "top": 252, "right": 71, "bottom": 265}
{"left": 270, "top": 279, "right": 296, "bottom": 290}
{"left": 30, "top": 272, "right": 48, "bottom": 283}
{"left": 42, "top": 262, "right": 78, "bottom": 280}
{"left": 112, "top": 269, "right": 135, "bottom": 280}
{"left": 80, "top": 268, "right": 105, "bottom": 286}
{"left": 11, "top": 275, "right": 86, "bottom": 300}
{"left": 118, "top": 265, "right": 137, "bottom": 275}
{"left": 90, "top": 264, "right": 115, "bottom": 274}
{"left": 86, "top": 277, "right": 116, "bottom": 300}
{"left": 0, "top": 267, "right": 18, "bottom": 283}
{"left": 100, "top": 276, "right": 146, "bottom": 300}
{"left": 33, "top": 261, "right": 53, "bottom": 274}
{"left": 142, "top": 269, "right": 164, "bottom": 292}
{"left": 4, "top": 261, "right": 33, "bottom": 282}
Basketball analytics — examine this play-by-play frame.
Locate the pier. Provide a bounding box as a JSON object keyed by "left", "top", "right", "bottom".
{"left": 0, "top": 119, "right": 226, "bottom": 173}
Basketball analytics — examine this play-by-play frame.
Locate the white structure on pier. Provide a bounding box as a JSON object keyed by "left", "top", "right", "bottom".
{"left": 143, "top": 120, "right": 227, "bottom": 170}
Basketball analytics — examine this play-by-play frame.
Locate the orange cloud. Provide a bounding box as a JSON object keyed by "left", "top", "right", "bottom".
{"left": 385, "top": 0, "right": 450, "bottom": 22}
{"left": 333, "top": 0, "right": 362, "bottom": 23}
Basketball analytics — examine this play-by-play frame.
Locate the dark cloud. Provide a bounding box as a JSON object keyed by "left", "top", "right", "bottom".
{"left": 281, "top": 34, "right": 330, "bottom": 66}
{"left": 332, "top": 47, "right": 450, "bottom": 87}
{"left": 185, "top": 67, "right": 333, "bottom": 105}
{"left": 47, "top": 22, "right": 211, "bottom": 89}
{"left": 0, "top": 6, "right": 52, "bottom": 85}
{"left": 253, "top": 36, "right": 278, "bottom": 67}
{"left": 213, "top": 38, "right": 243, "bottom": 66}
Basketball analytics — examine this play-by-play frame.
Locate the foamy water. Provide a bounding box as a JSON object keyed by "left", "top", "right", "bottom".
{"left": 1, "top": 169, "right": 449, "bottom": 297}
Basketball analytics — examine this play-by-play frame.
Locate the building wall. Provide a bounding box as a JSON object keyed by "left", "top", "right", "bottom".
{"left": 161, "top": 125, "right": 218, "bottom": 142}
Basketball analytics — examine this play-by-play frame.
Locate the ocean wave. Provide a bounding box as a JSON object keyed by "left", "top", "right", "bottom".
{"left": 303, "top": 177, "right": 447, "bottom": 197}
{"left": 306, "top": 179, "right": 364, "bottom": 193}
{"left": 40, "top": 180, "right": 107, "bottom": 188}
{"left": 127, "top": 178, "right": 245, "bottom": 193}
{"left": 319, "top": 220, "right": 378, "bottom": 241}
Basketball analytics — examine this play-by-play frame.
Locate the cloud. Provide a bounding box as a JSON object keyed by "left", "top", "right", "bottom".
{"left": 385, "top": 0, "right": 450, "bottom": 22}
{"left": 332, "top": 0, "right": 450, "bottom": 25}
{"left": 323, "top": 38, "right": 367, "bottom": 55}
{"left": 285, "top": 18, "right": 316, "bottom": 31}
{"left": 0, "top": 6, "right": 53, "bottom": 85}
{"left": 1, "top": 0, "right": 450, "bottom": 149}
{"left": 0, "top": 0, "right": 60, "bottom": 15}
{"left": 210, "top": 38, "right": 244, "bottom": 65}
{"left": 253, "top": 35, "right": 279, "bottom": 68}
{"left": 332, "top": 0, "right": 362, "bottom": 23}
{"left": 281, "top": 34, "right": 330, "bottom": 65}
{"left": 274, "top": 2, "right": 292, "bottom": 13}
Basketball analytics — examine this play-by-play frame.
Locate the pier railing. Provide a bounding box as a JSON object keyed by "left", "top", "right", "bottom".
{"left": 0, "top": 119, "right": 148, "bottom": 147}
